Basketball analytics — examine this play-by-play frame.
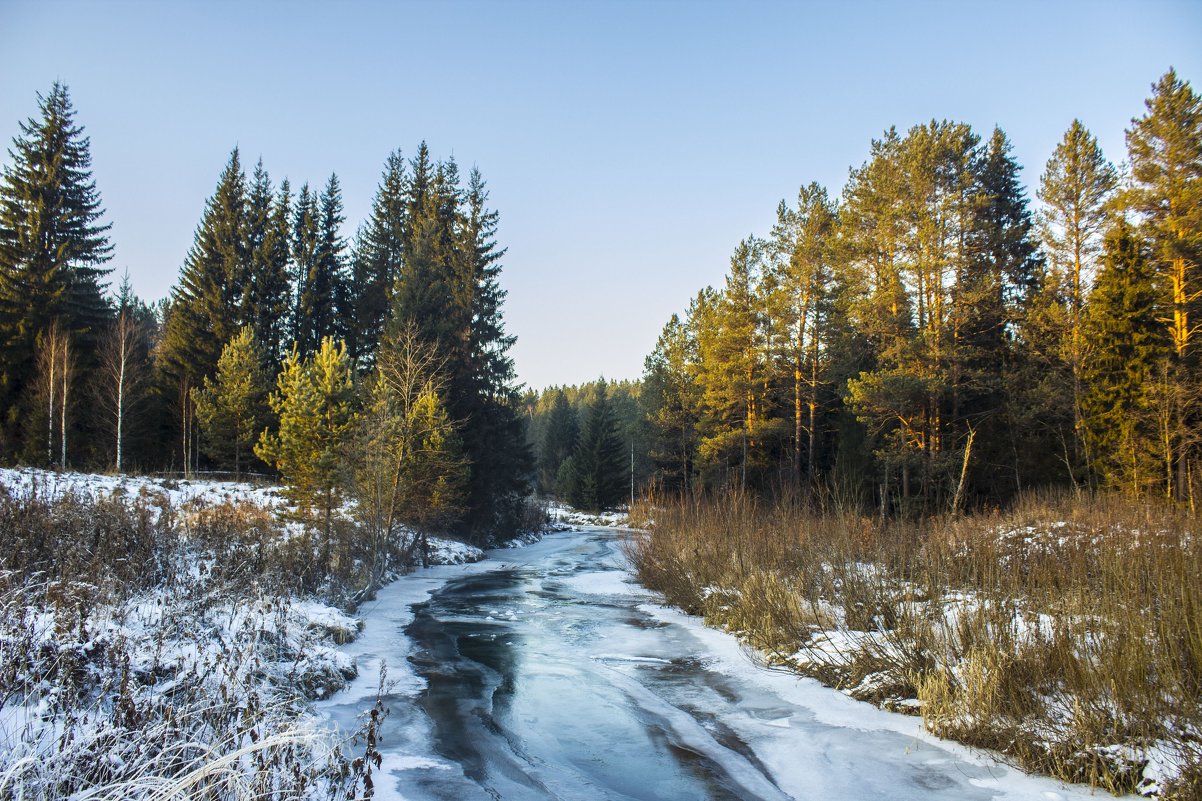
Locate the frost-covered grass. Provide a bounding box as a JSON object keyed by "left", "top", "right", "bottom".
{"left": 546, "top": 501, "right": 631, "bottom": 529}
{"left": 0, "top": 468, "right": 487, "bottom": 800}
{"left": 626, "top": 491, "right": 1202, "bottom": 799}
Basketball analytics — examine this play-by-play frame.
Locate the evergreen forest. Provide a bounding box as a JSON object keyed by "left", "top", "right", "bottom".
{"left": 632, "top": 69, "right": 1202, "bottom": 512}
{"left": 0, "top": 82, "right": 531, "bottom": 538}
{"left": 4, "top": 69, "right": 1202, "bottom": 523}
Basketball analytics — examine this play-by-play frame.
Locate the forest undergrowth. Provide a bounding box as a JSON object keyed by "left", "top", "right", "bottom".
{"left": 627, "top": 491, "right": 1201, "bottom": 799}
{"left": 0, "top": 478, "right": 416, "bottom": 800}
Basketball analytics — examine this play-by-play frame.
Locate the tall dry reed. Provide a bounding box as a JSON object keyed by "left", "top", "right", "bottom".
{"left": 626, "top": 490, "right": 1200, "bottom": 798}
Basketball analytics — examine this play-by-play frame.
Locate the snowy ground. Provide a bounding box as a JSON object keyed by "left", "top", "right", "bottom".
{"left": 0, "top": 465, "right": 285, "bottom": 509}
{"left": 0, "top": 467, "right": 487, "bottom": 564}
{"left": 545, "top": 500, "right": 630, "bottom": 528}
{"left": 0, "top": 468, "right": 493, "bottom": 799}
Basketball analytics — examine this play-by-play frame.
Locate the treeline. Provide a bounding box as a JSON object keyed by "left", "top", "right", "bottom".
{"left": 0, "top": 82, "right": 531, "bottom": 537}
{"left": 522, "top": 379, "right": 651, "bottom": 511}
{"left": 642, "top": 69, "right": 1202, "bottom": 512}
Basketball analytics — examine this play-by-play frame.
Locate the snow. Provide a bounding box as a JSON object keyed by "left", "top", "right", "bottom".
{"left": 0, "top": 466, "right": 284, "bottom": 511}
{"left": 0, "top": 467, "right": 520, "bottom": 799}
{"left": 637, "top": 600, "right": 1103, "bottom": 801}
{"left": 559, "top": 565, "right": 644, "bottom": 597}
{"left": 0, "top": 466, "right": 485, "bottom": 568}
{"left": 546, "top": 501, "right": 631, "bottom": 528}
{"left": 424, "top": 536, "right": 485, "bottom": 565}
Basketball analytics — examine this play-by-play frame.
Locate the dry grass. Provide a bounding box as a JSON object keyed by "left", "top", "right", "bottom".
{"left": 0, "top": 483, "right": 385, "bottom": 800}
{"left": 626, "top": 490, "right": 1201, "bottom": 797}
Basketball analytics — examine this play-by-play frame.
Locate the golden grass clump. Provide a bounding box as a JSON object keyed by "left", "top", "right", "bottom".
{"left": 626, "top": 489, "right": 1201, "bottom": 797}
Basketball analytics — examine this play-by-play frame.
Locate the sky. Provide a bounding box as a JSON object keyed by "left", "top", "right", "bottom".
{"left": 1, "top": 0, "right": 1200, "bottom": 390}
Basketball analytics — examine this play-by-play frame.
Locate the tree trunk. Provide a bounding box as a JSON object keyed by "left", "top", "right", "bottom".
{"left": 794, "top": 358, "right": 802, "bottom": 487}
{"left": 952, "top": 426, "right": 976, "bottom": 516}
{"left": 116, "top": 337, "right": 125, "bottom": 473}
{"left": 60, "top": 347, "right": 70, "bottom": 469}
{"left": 47, "top": 345, "right": 55, "bottom": 466}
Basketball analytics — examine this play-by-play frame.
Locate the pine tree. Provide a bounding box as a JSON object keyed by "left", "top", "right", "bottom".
{"left": 1081, "top": 222, "right": 1171, "bottom": 493}
{"left": 1126, "top": 69, "right": 1202, "bottom": 363}
{"left": 192, "top": 327, "right": 271, "bottom": 475}
{"left": 766, "top": 182, "right": 839, "bottom": 487}
{"left": 902, "top": 120, "right": 979, "bottom": 507}
{"left": 0, "top": 82, "right": 112, "bottom": 453}
{"left": 569, "top": 381, "right": 625, "bottom": 512}
{"left": 1038, "top": 120, "right": 1118, "bottom": 369}
{"left": 841, "top": 128, "right": 920, "bottom": 509}
{"left": 694, "top": 239, "right": 778, "bottom": 487}
{"left": 1037, "top": 120, "right": 1118, "bottom": 481}
{"left": 256, "top": 337, "right": 355, "bottom": 550}
{"left": 1124, "top": 69, "right": 1202, "bottom": 499}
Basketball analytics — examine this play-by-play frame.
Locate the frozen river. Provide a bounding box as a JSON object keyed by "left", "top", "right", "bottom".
{"left": 320, "top": 528, "right": 1096, "bottom": 800}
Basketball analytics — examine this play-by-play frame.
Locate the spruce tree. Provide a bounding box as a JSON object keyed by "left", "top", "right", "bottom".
{"left": 158, "top": 149, "right": 252, "bottom": 470}
{"left": 0, "top": 82, "right": 112, "bottom": 452}
{"left": 388, "top": 151, "right": 531, "bottom": 537}
{"left": 246, "top": 162, "right": 292, "bottom": 368}
{"left": 454, "top": 167, "right": 531, "bottom": 530}
{"left": 160, "top": 149, "right": 250, "bottom": 390}
{"left": 963, "top": 127, "right": 1041, "bottom": 499}
{"left": 569, "top": 381, "right": 625, "bottom": 512}
{"left": 289, "top": 183, "right": 321, "bottom": 356}
{"left": 538, "top": 389, "right": 578, "bottom": 494}
{"left": 642, "top": 313, "right": 700, "bottom": 493}
{"left": 1081, "top": 222, "right": 1170, "bottom": 493}
{"left": 316, "top": 174, "right": 349, "bottom": 344}
{"left": 348, "top": 151, "right": 408, "bottom": 369}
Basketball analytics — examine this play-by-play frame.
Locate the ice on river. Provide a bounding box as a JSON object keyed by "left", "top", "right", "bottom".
{"left": 318, "top": 529, "right": 1098, "bottom": 801}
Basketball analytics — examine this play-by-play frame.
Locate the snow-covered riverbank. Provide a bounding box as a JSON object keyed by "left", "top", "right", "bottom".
{"left": 0, "top": 468, "right": 499, "bottom": 799}
{"left": 0, "top": 472, "right": 1120, "bottom": 799}
{"left": 318, "top": 527, "right": 1104, "bottom": 801}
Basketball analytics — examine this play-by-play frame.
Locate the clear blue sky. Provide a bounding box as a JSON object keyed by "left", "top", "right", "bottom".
{"left": 2, "top": 0, "right": 1200, "bottom": 389}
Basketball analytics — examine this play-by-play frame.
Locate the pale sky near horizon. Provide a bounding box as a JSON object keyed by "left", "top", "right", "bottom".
{"left": 1, "top": 0, "right": 1200, "bottom": 390}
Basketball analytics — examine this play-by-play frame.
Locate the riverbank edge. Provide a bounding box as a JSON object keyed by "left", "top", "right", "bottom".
{"left": 620, "top": 509, "right": 1199, "bottom": 801}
